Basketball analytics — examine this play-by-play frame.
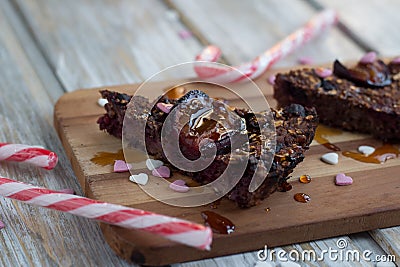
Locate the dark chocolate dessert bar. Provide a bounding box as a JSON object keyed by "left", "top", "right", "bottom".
{"left": 98, "top": 90, "right": 318, "bottom": 208}
{"left": 274, "top": 56, "right": 400, "bottom": 141}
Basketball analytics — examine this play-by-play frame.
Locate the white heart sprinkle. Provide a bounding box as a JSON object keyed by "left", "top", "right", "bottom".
{"left": 146, "top": 159, "right": 164, "bottom": 171}
{"left": 358, "top": 145, "right": 375, "bottom": 156}
{"left": 279, "top": 261, "right": 301, "bottom": 267}
{"left": 129, "top": 173, "right": 148, "bottom": 185}
{"left": 376, "top": 261, "right": 396, "bottom": 267}
{"left": 97, "top": 98, "right": 108, "bottom": 107}
{"left": 321, "top": 152, "right": 339, "bottom": 165}
{"left": 254, "top": 261, "right": 273, "bottom": 267}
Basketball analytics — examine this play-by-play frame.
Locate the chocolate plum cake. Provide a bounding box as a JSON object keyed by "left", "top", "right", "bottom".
{"left": 273, "top": 55, "right": 400, "bottom": 141}
{"left": 98, "top": 90, "right": 318, "bottom": 208}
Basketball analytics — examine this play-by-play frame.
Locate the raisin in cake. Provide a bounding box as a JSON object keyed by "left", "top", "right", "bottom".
{"left": 274, "top": 55, "right": 400, "bottom": 141}
{"left": 98, "top": 90, "right": 318, "bottom": 208}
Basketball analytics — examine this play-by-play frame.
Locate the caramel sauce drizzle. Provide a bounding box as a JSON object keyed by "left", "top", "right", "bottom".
{"left": 90, "top": 149, "right": 124, "bottom": 166}
{"left": 294, "top": 193, "right": 311, "bottom": 203}
{"left": 342, "top": 144, "right": 399, "bottom": 164}
{"left": 164, "top": 86, "right": 186, "bottom": 99}
{"left": 314, "top": 124, "right": 342, "bottom": 151}
{"left": 299, "top": 175, "right": 312, "bottom": 184}
{"left": 201, "top": 211, "right": 235, "bottom": 234}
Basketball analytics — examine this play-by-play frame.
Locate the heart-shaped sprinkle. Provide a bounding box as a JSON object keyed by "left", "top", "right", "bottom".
{"left": 376, "top": 153, "right": 396, "bottom": 163}
{"left": 267, "top": 74, "right": 276, "bottom": 85}
{"left": 129, "top": 173, "right": 149, "bottom": 185}
{"left": 376, "top": 261, "right": 396, "bottom": 267}
{"left": 178, "top": 29, "right": 193, "bottom": 39}
{"left": 321, "top": 152, "right": 339, "bottom": 165}
{"left": 279, "top": 261, "right": 301, "bottom": 267}
{"left": 97, "top": 98, "right": 108, "bottom": 107}
{"left": 146, "top": 158, "right": 164, "bottom": 171}
{"left": 298, "top": 56, "right": 314, "bottom": 65}
{"left": 156, "top": 103, "right": 174, "bottom": 114}
{"left": 357, "top": 145, "right": 375, "bottom": 156}
{"left": 169, "top": 179, "right": 189, "bottom": 192}
{"left": 152, "top": 165, "right": 171, "bottom": 178}
{"left": 58, "top": 188, "right": 75, "bottom": 194}
{"left": 335, "top": 173, "right": 353, "bottom": 186}
{"left": 315, "top": 67, "right": 333, "bottom": 78}
{"left": 359, "top": 51, "right": 377, "bottom": 64}
{"left": 254, "top": 261, "right": 274, "bottom": 267}
{"left": 172, "top": 179, "right": 186, "bottom": 186}
{"left": 113, "top": 160, "right": 132, "bottom": 173}
{"left": 390, "top": 56, "right": 400, "bottom": 64}
{"left": 0, "top": 220, "right": 4, "bottom": 229}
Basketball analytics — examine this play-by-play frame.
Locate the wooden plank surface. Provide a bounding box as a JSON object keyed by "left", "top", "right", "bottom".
{"left": 2, "top": 0, "right": 399, "bottom": 266}
{"left": 54, "top": 72, "right": 400, "bottom": 265}
{"left": 13, "top": 0, "right": 204, "bottom": 91}
{"left": 0, "top": 1, "right": 130, "bottom": 266}
{"left": 314, "top": 0, "right": 400, "bottom": 56}
{"left": 168, "top": 0, "right": 364, "bottom": 67}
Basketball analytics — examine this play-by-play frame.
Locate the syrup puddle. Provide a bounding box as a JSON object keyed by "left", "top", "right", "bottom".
{"left": 314, "top": 124, "right": 342, "bottom": 151}
{"left": 294, "top": 193, "right": 311, "bottom": 203}
{"left": 299, "top": 175, "right": 312, "bottom": 184}
{"left": 90, "top": 149, "right": 124, "bottom": 166}
{"left": 343, "top": 144, "right": 399, "bottom": 164}
{"left": 201, "top": 210, "right": 235, "bottom": 234}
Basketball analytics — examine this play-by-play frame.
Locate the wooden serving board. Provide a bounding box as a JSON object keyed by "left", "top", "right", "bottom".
{"left": 54, "top": 69, "right": 400, "bottom": 266}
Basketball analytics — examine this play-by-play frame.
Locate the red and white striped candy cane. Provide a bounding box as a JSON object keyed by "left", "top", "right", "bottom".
{"left": 0, "top": 143, "right": 58, "bottom": 170}
{"left": 194, "top": 9, "right": 338, "bottom": 83}
{"left": 0, "top": 177, "right": 212, "bottom": 250}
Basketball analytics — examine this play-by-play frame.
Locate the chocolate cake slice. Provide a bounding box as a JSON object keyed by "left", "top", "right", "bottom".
{"left": 274, "top": 55, "right": 400, "bottom": 141}
{"left": 98, "top": 90, "right": 318, "bottom": 208}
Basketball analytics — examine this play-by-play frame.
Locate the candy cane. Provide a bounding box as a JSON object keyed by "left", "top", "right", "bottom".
{"left": 194, "top": 9, "right": 338, "bottom": 83}
{"left": 0, "top": 143, "right": 58, "bottom": 170}
{"left": 0, "top": 177, "right": 212, "bottom": 250}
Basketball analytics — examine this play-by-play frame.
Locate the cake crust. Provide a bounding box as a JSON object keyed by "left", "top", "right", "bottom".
{"left": 274, "top": 57, "right": 400, "bottom": 141}
{"left": 98, "top": 90, "right": 318, "bottom": 208}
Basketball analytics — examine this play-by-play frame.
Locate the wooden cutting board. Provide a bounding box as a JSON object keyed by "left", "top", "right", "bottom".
{"left": 54, "top": 69, "right": 400, "bottom": 266}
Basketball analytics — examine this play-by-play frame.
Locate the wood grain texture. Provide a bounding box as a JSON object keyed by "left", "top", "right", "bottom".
{"left": 14, "top": 0, "right": 204, "bottom": 91}
{"left": 314, "top": 0, "right": 400, "bottom": 56}
{"left": 168, "top": 0, "right": 364, "bottom": 67}
{"left": 0, "top": 1, "right": 131, "bottom": 266}
{"left": 54, "top": 75, "right": 400, "bottom": 265}
{"left": 3, "top": 0, "right": 398, "bottom": 266}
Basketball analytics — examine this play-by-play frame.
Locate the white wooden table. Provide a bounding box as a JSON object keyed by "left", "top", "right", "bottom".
{"left": 0, "top": 0, "right": 399, "bottom": 266}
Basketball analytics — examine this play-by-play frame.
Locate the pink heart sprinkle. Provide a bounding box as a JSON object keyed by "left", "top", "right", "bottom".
{"left": 113, "top": 160, "right": 131, "bottom": 173}
{"left": 376, "top": 153, "right": 396, "bottom": 163}
{"left": 298, "top": 56, "right": 314, "bottom": 65}
{"left": 178, "top": 30, "right": 193, "bottom": 39}
{"left": 335, "top": 173, "right": 353, "bottom": 186}
{"left": 58, "top": 188, "right": 75, "bottom": 194}
{"left": 315, "top": 67, "right": 332, "bottom": 78}
{"left": 169, "top": 180, "right": 189, "bottom": 192}
{"left": 152, "top": 165, "right": 171, "bottom": 178}
{"left": 267, "top": 74, "right": 276, "bottom": 85}
{"left": 390, "top": 57, "right": 400, "bottom": 64}
{"left": 359, "top": 51, "right": 377, "bottom": 64}
{"left": 156, "top": 103, "right": 174, "bottom": 114}
{"left": 0, "top": 220, "right": 5, "bottom": 229}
